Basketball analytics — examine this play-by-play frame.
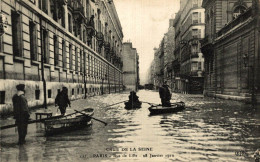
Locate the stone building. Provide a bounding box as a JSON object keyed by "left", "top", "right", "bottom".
{"left": 122, "top": 42, "right": 139, "bottom": 91}
{"left": 0, "top": 0, "right": 124, "bottom": 114}
{"left": 172, "top": 11, "right": 182, "bottom": 93}
{"left": 163, "top": 19, "right": 175, "bottom": 90}
{"left": 201, "top": 0, "right": 260, "bottom": 103}
{"left": 177, "top": 0, "right": 205, "bottom": 94}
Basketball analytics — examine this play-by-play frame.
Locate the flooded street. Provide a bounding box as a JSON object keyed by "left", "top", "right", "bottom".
{"left": 1, "top": 90, "right": 260, "bottom": 162}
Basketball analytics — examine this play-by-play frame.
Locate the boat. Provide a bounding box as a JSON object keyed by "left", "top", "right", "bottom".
{"left": 44, "top": 108, "right": 94, "bottom": 136}
{"left": 148, "top": 102, "right": 185, "bottom": 115}
{"left": 124, "top": 101, "right": 142, "bottom": 110}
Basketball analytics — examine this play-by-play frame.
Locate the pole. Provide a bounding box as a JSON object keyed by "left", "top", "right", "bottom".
{"left": 40, "top": 17, "right": 47, "bottom": 109}
{"left": 84, "top": 52, "right": 87, "bottom": 99}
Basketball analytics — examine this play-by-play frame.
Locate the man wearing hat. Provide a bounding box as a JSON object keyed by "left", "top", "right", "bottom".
{"left": 159, "top": 81, "right": 172, "bottom": 107}
{"left": 55, "top": 86, "right": 71, "bottom": 115}
{"left": 12, "top": 84, "right": 30, "bottom": 145}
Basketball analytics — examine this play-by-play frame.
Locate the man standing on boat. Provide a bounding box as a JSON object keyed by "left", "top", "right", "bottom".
{"left": 55, "top": 87, "right": 71, "bottom": 115}
{"left": 159, "top": 81, "right": 172, "bottom": 107}
{"left": 12, "top": 84, "right": 30, "bottom": 145}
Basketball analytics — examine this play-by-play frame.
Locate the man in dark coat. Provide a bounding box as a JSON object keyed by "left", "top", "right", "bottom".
{"left": 12, "top": 84, "right": 30, "bottom": 145}
{"left": 55, "top": 87, "right": 71, "bottom": 115}
{"left": 128, "top": 91, "right": 140, "bottom": 103}
{"left": 159, "top": 81, "right": 172, "bottom": 107}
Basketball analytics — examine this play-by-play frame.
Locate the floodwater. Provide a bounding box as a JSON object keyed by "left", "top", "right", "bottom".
{"left": 0, "top": 90, "right": 260, "bottom": 162}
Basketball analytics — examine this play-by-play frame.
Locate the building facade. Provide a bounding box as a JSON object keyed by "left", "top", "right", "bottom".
{"left": 122, "top": 42, "right": 139, "bottom": 91}
{"left": 201, "top": 0, "right": 260, "bottom": 103}
{"left": 163, "top": 19, "right": 175, "bottom": 90}
{"left": 177, "top": 0, "right": 205, "bottom": 94}
{"left": 0, "top": 0, "right": 124, "bottom": 114}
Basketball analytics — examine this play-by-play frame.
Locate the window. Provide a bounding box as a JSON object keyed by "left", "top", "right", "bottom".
{"left": 82, "top": 88, "right": 84, "bottom": 94}
{"left": 38, "top": 0, "right": 48, "bottom": 14}
{"left": 69, "top": 44, "right": 72, "bottom": 70}
{"left": 54, "top": 35, "right": 59, "bottom": 66}
{"left": 77, "top": 88, "right": 79, "bottom": 94}
{"left": 191, "top": 62, "right": 198, "bottom": 71}
{"left": 50, "top": 0, "right": 57, "bottom": 21}
{"left": 80, "top": 50, "right": 83, "bottom": 72}
{"left": 0, "top": 91, "right": 5, "bottom": 104}
{"left": 11, "top": 11, "right": 22, "bottom": 57}
{"left": 68, "top": 13, "right": 72, "bottom": 33}
{"left": 29, "top": 21, "right": 37, "bottom": 61}
{"left": 192, "top": 0, "right": 198, "bottom": 7}
{"left": 62, "top": 40, "right": 66, "bottom": 68}
{"left": 192, "top": 29, "right": 201, "bottom": 38}
{"left": 48, "top": 89, "right": 52, "bottom": 98}
{"left": 75, "top": 47, "right": 78, "bottom": 71}
{"left": 42, "top": 30, "right": 49, "bottom": 64}
{"left": 233, "top": 6, "right": 247, "bottom": 19}
{"left": 192, "top": 12, "right": 199, "bottom": 24}
{"left": 35, "top": 90, "right": 40, "bottom": 100}
{"left": 72, "top": 89, "right": 74, "bottom": 95}
{"left": 198, "top": 62, "right": 201, "bottom": 70}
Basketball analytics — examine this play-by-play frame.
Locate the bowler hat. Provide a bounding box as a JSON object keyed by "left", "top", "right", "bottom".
{"left": 16, "top": 84, "right": 25, "bottom": 91}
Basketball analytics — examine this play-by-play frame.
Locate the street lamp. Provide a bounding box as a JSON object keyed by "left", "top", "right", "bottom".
{"left": 243, "top": 53, "right": 256, "bottom": 105}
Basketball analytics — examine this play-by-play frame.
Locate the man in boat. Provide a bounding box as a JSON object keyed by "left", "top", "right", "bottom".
{"left": 12, "top": 84, "right": 30, "bottom": 145}
{"left": 128, "top": 91, "right": 140, "bottom": 104}
{"left": 55, "top": 87, "right": 71, "bottom": 115}
{"left": 159, "top": 81, "right": 172, "bottom": 107}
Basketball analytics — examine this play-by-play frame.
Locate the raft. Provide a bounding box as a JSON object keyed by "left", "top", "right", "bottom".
{"left": 44, "top": 108, "right": 94, "bottom": 136}
{"left": 148, "top": 102, "right": 185, "bottom": 115}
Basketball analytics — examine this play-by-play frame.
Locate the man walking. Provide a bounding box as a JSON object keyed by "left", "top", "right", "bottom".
{"left": 55, "top": 87, "right": 71, "bottom": 115}
{"left": 12, "top": 84, "right": 30, "bottom": 145}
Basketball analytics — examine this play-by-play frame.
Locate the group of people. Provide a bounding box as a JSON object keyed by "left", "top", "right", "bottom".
{"left": 12, "top": 85, "right": 71, "bottom": 145}
{"left": 12, "top": 81, "right": 171, "bottom": 145}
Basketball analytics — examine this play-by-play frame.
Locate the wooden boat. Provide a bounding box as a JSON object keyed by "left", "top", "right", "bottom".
{"left": 44, "top": 108, "right": 94, "bottom": 136}
{"left": 124, "top": 101, "right": 142, "bottom": 109}
{"left": 148, "top": 102, "right": 185, "bottom": 115}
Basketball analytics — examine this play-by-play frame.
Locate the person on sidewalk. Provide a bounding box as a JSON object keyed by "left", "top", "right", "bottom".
{"left": 55, "top": 87, "right": 71, "bottom": 115}
{"left": 12, "top": 84, "right": 30, "bottom": 145}
{"left": 159, "top": 81, "right": 172, "bottom": 107}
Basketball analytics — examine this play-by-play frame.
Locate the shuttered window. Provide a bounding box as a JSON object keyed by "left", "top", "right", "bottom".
{"left": 11, "top": 11, "right": 23, "bottom": 57}
{"left": 29, "top": 21, "right": 37, "bottom": 61}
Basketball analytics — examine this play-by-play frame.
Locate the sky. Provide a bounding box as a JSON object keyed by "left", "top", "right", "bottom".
{"left": 114, "top": 0, "right": 180, "bottom": 84}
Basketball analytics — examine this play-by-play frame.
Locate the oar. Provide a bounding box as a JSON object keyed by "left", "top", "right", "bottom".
{"left": 74, "top": 110, "right": 108, "bottom": 126}
{"left": 0, "top": 109, "right": 89, "bottom": 130}
{"left": 0, "top": 114, "right": 64, "bottom": 130}
{"left": 102, "top": 100, "right": 128, "bottom": 108}
{"left": 141, "top": 101, "right": 160, "bottom": 106}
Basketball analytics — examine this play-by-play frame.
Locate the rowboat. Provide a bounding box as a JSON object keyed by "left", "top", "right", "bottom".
{"left": 44, "top": 108, "right": 94, "bottom": 136}
{"left": 124, "top": 101, "right": 142, "bottom": 110}
{"left": 148, "top": 102, "right": 185, "bottom": 115}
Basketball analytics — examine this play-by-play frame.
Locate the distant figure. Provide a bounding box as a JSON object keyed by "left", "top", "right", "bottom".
{"left": 12, "top": 84, "right": 30, "bottom": 145}
{"left": 159, "top": 81, "right": 172, "bottom": 107}
{"left": 55, "top": 87, "right": 71, "bottom": 115}
{"left": 128, "top": 91, "right": 140, "bottom": 103}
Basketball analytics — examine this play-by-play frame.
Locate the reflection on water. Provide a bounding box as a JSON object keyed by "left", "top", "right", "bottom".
{"left": 0, "top": 90, "right": 259, "bottom": 162}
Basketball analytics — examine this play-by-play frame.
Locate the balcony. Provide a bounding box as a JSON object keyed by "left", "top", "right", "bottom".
{"left": 200, "top": 35, "right": 213, "bottom": 47}
{"left": 200, "top": 35, "right": 214, "bottom": 56}
{"left": 67, "top": 0, "right": 85, "bottom": 20}
{"left": 104, "top": 41, "right": 110, "bottom": 51}
{"left": 96, "top": 32, "right": 104, "bottom": 48}
{"left": 216, "top": 8, "right": 253, "bottom": 38}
